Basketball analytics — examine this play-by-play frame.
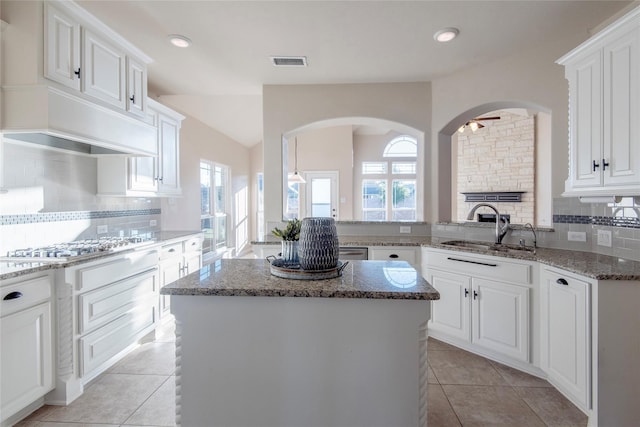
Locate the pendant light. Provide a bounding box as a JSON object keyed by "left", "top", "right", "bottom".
{"left": 288, "top": 137, "right": 306, "bottom": 184}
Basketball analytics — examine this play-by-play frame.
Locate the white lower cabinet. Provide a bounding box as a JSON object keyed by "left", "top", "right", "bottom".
{"left": 158, "top": 235, "right": 203, "bottom": 318}
{"left": 423, "top": 248, "right": 532, "bottom": 365}
{"left": 540, "top": 267, "right": 591, "bottom": 411}
{"left": 1, "top": 273, "right": 54, "bottom": 425}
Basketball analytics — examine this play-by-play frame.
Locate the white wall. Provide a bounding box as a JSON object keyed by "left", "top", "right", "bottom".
{"left": 263, "top": 83, "right": 431, "bottom": 227}
{"left": 160, "top": 112, "right": 251, "bottom": 254}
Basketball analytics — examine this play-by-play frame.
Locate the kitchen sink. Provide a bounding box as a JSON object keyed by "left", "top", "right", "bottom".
{"left": 440, "top": 240, "right": 535, "bottom": 254}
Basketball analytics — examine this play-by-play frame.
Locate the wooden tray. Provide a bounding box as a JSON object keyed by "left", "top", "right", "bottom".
{"left": 266, "top": 257, "right": 349, "bottom": 280}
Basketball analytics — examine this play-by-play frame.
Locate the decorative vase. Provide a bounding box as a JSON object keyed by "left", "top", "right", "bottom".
{"left": 298, "top": 217, "right": 339, "bottom": 270}
{"left": 280, "top": 240, "right": 299, "bottom": 264}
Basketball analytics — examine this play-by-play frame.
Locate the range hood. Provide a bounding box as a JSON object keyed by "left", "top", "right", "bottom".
{"left": 3, "top": 132, "right": 131, "bottom": 155}
{"left": 2, "top": 85, "right": 157, "bottom": 157}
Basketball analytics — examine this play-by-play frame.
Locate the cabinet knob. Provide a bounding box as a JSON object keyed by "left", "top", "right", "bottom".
{"left": 602, "top": 159, "right": 609, "bottom": 171}
{"left": 464, "top": 288, "right": 469, "bottom": 298}
{"left": 3, "top": 291, "right": 23, "bottom": 300}
{"left": 74, "top": 68, "right": 81, "bottom": 78}
{"left": 473, "top": 290, "right": 478, "bottom": 300}
{"left": 556, "top": 278, "right": 569, "bottom": 286}
{"left": 592, "top": 160, "right": 600, "bottom": 171}
{"left": 130, "top": 94, "right": 135, "bottom": 103}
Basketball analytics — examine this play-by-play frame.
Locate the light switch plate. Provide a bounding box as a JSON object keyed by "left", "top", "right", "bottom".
{"left": 567, "top": 231, "right": 586, "bottom": 242}
{"left": 597, "top": 229, "right": 612, "bottom": 247}
{"left": 97, "top": 225, "right": 108, "bottom": 234}
{"left": 399, "top": 226, "right": 411, "bottom": 234}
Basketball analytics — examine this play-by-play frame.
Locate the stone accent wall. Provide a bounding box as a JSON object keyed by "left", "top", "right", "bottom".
{"left": 456, "top": 110, "right": 535, "bottom": 224}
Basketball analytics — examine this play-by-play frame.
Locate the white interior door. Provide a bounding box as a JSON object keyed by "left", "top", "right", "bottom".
{"left": 303, "top": 172, "right": 338, "bottom": 218}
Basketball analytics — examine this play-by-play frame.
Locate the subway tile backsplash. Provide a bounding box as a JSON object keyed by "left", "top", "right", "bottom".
{"left": 0, "top": 142, "right": 161, "bottom": 254}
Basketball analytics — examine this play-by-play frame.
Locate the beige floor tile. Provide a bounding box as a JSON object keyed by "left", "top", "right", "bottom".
{"left": 490, "top": 360, "right": 553, "bottom": 388}
{"left": 428, "top": 349, "right": 508, "bottom": 386}
{"left": 428, "top": 337, "right": 462, "bottom": 351}
{"left": 40, "top": 374, "right": 168, "bottom": 424}
{"left": 428, "top": 364, "right": 438, "bottom": 384}
{"left": 428, "top": 384, "right": 462, "bottom": 427}
{"left": 515, "top": 386, "right": 588, "bottom": 427}
{"left": 123, "top": 377, "right": 176, "bottom": 427}
{"left": 108, "top": 342, "right": 175, "bottom": 375}
{"left": 154, "top": 318, "right": 176, "bottom": 343}
{"left": 442, "top": 384, "right": 546, "bottom": 426}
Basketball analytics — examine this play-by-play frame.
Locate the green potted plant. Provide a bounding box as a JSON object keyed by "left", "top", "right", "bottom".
{"left": 271, "top": 218, "right": 301, "bottom": 263}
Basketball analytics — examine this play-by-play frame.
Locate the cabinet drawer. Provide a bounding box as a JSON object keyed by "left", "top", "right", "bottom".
{"left": 78, "top": 270, "right": 158, "bottom": 334}
{"left": 423, "top": 249, "right": 531, "bottom": 285}
{"left": 184, "top": 236, "right": 203, "bottom": 253}
{"left": 369, "top": 247, "right": 417, "bottom": 265}
{"left": 76, "top": 249, "right": 158, "bottom": 292}
{"left": 79, "top": 302, "right": 156, "bottom": 377}
{"left": 1, "top": 275, "right": 52, "bottom": 317}
{"left": 160, "top": 242, "right": 183, "bottom": 260}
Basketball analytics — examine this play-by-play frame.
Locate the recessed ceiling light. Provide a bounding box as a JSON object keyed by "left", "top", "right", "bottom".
{"left": 168, "top": 34, "right": 192, "bottom": 48}
{"left": 433, "top": 28, "right": 459, "bottom": 43}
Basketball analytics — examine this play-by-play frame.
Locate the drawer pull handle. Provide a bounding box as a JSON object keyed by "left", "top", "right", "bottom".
{"left": 168, "top": 248, "right": 176, "bottom": 253}
{"left": 556, "top": 278, "right": 569, "bottom": 286}
{"left": 389, "top": 254, "right": 399, "bottom": 259}
{"left": 447, "top": 257, "right": 497, "bottom": 267}
{"left": 3, "top": 291, "right": 23, "bottom": 300}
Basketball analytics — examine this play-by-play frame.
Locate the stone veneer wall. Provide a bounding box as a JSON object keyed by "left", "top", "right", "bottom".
{"left": 455, "top": 110, "right": 535, "bottom": 224}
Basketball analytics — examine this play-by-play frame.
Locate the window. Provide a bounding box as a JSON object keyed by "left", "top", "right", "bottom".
{"left": 285, "top": 182, "right": 300, "bottom": 220}
{"left": 360, "top": 135, "right": 417, "bottom": 221}
{"left": 201, "top": 160, "right": 229, "bottom": 257}
{"left": 257, "top": 173, "right": 265, "bottom": 240}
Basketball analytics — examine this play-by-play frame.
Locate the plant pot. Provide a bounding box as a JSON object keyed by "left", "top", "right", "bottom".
{"left": 280, "top": 240, "right": 299, "bottom": 264}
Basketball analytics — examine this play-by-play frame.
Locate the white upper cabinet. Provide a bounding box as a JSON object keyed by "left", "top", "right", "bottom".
{"left": 156, "top": 109, "right": 182, "bottom": 195}
{"left": 44, "top": 1, "right": 150, "bottom": 118}
{"left": 44, "top": 3, "right": 80, "bottom": 90}
{"left": 82, "top": 27, "right": 126, "bottom": 109}
{"left": 559, "top": 6, "right": 640, "bottom": 196}
{"left": 126, "top": 56, "right": 147, "bottom": 118}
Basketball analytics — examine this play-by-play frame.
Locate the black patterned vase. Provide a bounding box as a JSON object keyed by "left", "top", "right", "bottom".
{"left": 298, "top": 217, "right": 339, "bottom": 270}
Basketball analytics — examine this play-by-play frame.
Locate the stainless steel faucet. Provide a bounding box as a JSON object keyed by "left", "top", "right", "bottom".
{"left": 466, "top": 203, "right": 510, "bottom": 244}
{"left": 523, "top": 223, "right": 537, "bottom": 248}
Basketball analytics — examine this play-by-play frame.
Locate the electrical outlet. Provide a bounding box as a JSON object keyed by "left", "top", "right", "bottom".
{"left": 567, "top": 231, "right": 586, "bottom": 242}
{"left": 399, "top": 226, "right": 411, "bottom": 234}
{"left": 97, "top": 225, "right": 108, "bottom": 234}
{"left": 597, "top": 229, "right": 612, "bottom": 247}
{"left": 149, "top": 220, "right": 157, "bottom": 227}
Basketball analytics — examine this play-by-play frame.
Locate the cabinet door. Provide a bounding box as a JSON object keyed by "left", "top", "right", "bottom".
{"left": 1, "top": 302, "right": 53, "bottom": 421}
{"left": 44, "top": 3, "right": 80, "bottom": 90}
{"left": 183, "top": 252, "right": 202, "bottom": 276}
{"left": 427, "top": 269, "right": 471, "bottom": 342}
{"left": 541, "top": 270, "right": 590, "bottom": 409}
{"left": 567, "top": 50, "right": 603, "bottom": 189}
{"left": 159, "top": 258, "right": 181, "bottom": 316}
{"left": 603, "top": 26, "right": 640, "bottom": 187}
{"left": 126, "top": 56, "right": 147, "bottom": 118}
{"left": 82, "top": 28, "right": 126, "bottom": 109}
{"left": 157, "top": 114, "right": 181, "bottom": 195}
{"left": 471, "top": 278, "right": 529, "bottom": 362}
{"left": 128, "top": 156, "right": 158, "bottom": 192}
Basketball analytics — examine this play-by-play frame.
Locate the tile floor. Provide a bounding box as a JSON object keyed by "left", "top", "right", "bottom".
{"left": 17, "top": 320, "right": 587, "bottom": 427}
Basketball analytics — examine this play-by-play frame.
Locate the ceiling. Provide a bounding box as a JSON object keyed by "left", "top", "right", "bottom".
{"left": 77, "top": 0, "right": 633, "bottom": 147}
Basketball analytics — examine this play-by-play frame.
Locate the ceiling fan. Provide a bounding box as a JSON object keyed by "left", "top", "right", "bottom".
{"left": 458, "top": 116, "right": 501, "bottom": 133}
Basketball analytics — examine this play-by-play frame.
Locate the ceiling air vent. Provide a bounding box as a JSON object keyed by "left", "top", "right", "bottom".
{"left": 271, "top": 56, "right": 307, "bottom": 67}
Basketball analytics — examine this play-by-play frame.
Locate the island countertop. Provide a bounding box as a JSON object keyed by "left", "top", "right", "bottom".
{"left": 161, "top": 259, "right": 440, "bottom": 300}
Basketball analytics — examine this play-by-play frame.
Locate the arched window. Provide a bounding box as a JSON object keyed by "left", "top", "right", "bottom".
{"left": 361, "top": 135, "right": 417, "bottom": 221}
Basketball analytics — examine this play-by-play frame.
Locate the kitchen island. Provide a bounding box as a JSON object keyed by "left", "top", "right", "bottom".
{"left": 161, "top": 259, "right": 439, "bottom": 427}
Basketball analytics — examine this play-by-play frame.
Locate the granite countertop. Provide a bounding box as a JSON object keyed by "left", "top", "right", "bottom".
{"left": 0, "top": 230, "right": 202, "bottom": 281}
{"left": 161, "top": 259, "right": 440, "bottom": 300}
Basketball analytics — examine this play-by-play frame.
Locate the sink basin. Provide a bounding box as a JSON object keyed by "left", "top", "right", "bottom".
{"left": 440, "top": 240, "right": 535, "bottom": 254}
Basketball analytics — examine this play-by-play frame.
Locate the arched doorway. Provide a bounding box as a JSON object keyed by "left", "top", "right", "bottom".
{"left": 438, "top": 101, "right": 553, "bottom": 227}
